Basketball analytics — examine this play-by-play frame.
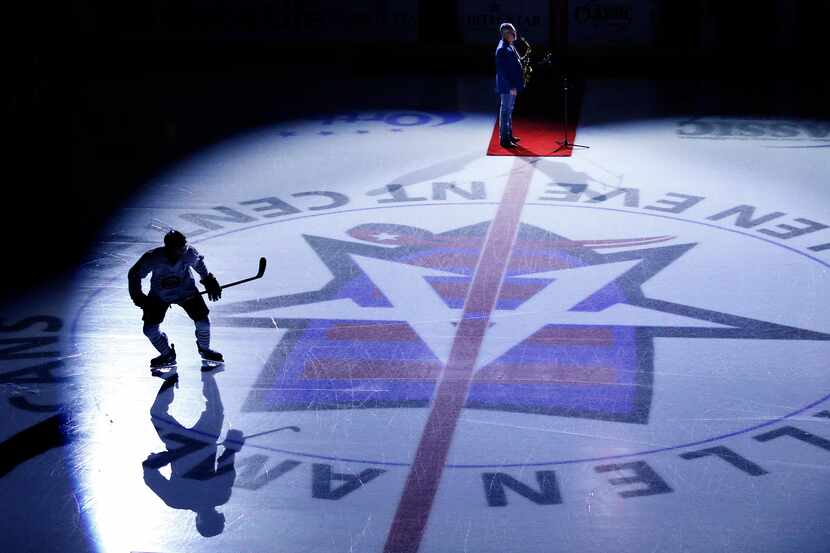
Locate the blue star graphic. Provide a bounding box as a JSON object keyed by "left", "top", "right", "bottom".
{"left": 212, "top": 221, "right": 830, "bottom": 419}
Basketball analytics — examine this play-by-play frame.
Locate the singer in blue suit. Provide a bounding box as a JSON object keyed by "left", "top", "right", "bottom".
{"left": 495, "top": 22, "right": 524, "bottom": 148}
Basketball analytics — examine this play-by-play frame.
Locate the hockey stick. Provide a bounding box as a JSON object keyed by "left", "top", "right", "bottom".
{"left": 194, "top": 257, "right": 267, "bottom": 298}
{"left": 243, "top": 425, "right": 301, "bottom": 440}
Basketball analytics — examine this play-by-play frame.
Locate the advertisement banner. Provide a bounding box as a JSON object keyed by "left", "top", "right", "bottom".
{"left": 458, "top": 0, "right": 550, "bottom": 46}
{"left": 568, "top": 0, "right": 659, "bottom": 50}
{"left": 154, "top": 0, "right": 420, "bottom": 42}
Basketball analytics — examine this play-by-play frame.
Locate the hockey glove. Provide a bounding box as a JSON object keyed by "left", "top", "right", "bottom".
{"left": 202, "top": 273, "right": 222, "bottom": 301}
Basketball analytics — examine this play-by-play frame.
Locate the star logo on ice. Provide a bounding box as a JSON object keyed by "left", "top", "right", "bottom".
{"left": 215, "top": 221, "right": 830, "bottom": 422}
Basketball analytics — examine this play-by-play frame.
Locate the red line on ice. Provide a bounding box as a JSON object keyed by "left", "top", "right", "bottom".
{"left": 384, "top": 157, "right": 535, "bottom": 553}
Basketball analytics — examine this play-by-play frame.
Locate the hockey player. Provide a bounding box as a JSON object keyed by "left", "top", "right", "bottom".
{"left": 128, "top": 230, "right": 224, "bottom": 368}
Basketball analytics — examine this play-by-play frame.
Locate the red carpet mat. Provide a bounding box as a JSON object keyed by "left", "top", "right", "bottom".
{"left": 487, "top": 73, "right": 583, "bottom": 157}
{"left": 486, "top": 115, "right": 576, "bottom": 157}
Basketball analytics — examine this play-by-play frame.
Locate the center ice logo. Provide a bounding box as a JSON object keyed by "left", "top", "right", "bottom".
{"left": 216, "top": 221, "right": 830, "bottom": 423}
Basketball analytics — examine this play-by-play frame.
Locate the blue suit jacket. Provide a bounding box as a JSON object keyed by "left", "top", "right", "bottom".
{"left": 495, "top": 40, "right": 524, "bottom": 94}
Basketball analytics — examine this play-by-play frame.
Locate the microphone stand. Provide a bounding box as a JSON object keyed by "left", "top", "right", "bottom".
{"left": 554, "top": 75, "right": 589, "bottom": 152}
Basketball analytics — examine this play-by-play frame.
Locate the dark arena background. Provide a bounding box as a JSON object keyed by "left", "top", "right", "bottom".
{"left": 4, "top": 1, "right": 830, "bottom": 552}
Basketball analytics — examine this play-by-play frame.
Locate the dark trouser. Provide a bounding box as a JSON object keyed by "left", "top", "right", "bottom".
{"left": 142, "top": 295, "right": 211, "bottom": 354}
{"left": 499, "top": 92, "right": 516, "bottom": 142}
{"left": 142, "top": 295, "right": 210, "bottom": 325}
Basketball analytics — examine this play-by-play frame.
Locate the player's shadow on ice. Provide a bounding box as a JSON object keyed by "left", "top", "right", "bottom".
{"left": 142, "top": 371, "right": 244, "bottom": 538}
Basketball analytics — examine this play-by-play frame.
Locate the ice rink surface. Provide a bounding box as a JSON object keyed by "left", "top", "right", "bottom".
{"left": 3, "top": 78, "right": 830, "bottom": 553}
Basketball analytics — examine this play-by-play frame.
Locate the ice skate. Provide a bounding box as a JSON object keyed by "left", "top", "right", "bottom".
{"left": 150, "top": 344, "right": 177, "bottom": 369}
{"left": 198, "top": 345, "right": 224, "bottom": 370}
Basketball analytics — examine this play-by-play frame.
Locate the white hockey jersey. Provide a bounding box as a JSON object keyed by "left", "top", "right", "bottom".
{"left": 128, "top": 246, "right": 210, "bottom": 303}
